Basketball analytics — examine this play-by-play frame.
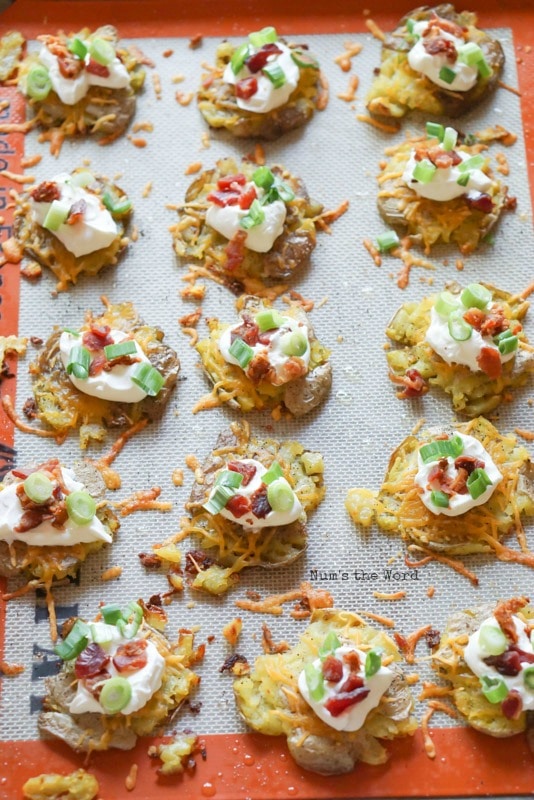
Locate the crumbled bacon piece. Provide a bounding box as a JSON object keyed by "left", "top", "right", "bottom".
{"left": 238, "top": 185, "right": 257, "bottom": 210}
{"left": 228, "top": 461, "right": 257, "bottom": 486}
{"left": 454, "top": 456, "right": 484, "bottom": 476}
{"left": 425, "top": 629, "right": 441, "bottom": 649}
{"left": 484, "top": 644, "right": 534, "bottom": 676}
{"left": 75, "top": 643, "right": 110, "bottom": 679}
{"left": 138, "top": 552, "right": 162, "bottom": 568}
{"left": 230, "top": 316, "right": 259, "bottom": 346}
{"left": 217, "top": 174, "right": 247, "bottom": 191}
{"left": 31, "top": 181, "right": 60, "bottom": 203}
{"left": 86, "top": 58, "right": 110, "bottom": 78}
{"left": 426, "top": 146, "right": 463, "bottom": 169}
{"left": 463, "top": 307, "right": 486, "bottom": 330}
{"left": 466, "top": 192, "right": 494, "bottom": 214}
{"left": 398, "top": 368, "right": 429, "bottom": 399}
{"left": 504, "top": 195, "right": 517, "bottom": 211}
{"left": 82, "top": 324, "right": 114, "bottom": 352}
{"left": 427, "top": 13, "right": 467, "bottom": 39}
{"left": 480, "top": 308, "right": 509, "bottom": 338}
{"left": 206, "top": 190, "right": 241, "bottom": 207}
{"left": 236, "top": 76, "right": 258, "bottom": 99}
{"left": 14, "top": 509, "right": 52, "bottom": 533}
{"left": 58, "top": 54, "right": 84, "bottom": 79}
{"left": 88, "top": 354, "right": 106, "bottom": 376}
{"left": 423, "top": 36, "right": 458, "bottom": 62}
{"left": 502, "top": 690, "right": 523, "bottom": 720}
{"left": 247, "top": 352, "right": 272, "bottom": 384}
{"left": 103, "top": 354, "right": 140, "bottom": 371}
{"left": 225, "top": 494, "right": 251, "bottom": 518}
{"left": 449, "top": 467, "right": 469, "bottom": 495}
{"left": 477, "top": 346, "right": 502, "bottom": 378}
{"left": 113, "top": 639, "right": 148, "bottom": 674}
{"left": 185, "top": 550, "right": 216, "bottom": 574}
{"left": 22, "top": 398, "right": 38, "bottom": 419}
{"left": 250, "top": 485, "right": 271, "bottom": 519}
{"left": 246, "top": 43, "right": 283, "bottom": 73}
{"left": 324, "top": 683, "right": 370, "bottom": 716}
{"left": 427, "top": 458, "right": 452, "bottom": 494}
{"left": 225, "top": 230, "right": 248, "bottom": 271}
{"left": 219, "top": 654, "right": 249, "bottom": 674}
{"left": 322, "top": 655, "right": 343, "bottom": 683}
{"left": 343, "top": 651, "right": 361, "bottom": 672}
{"left": 494, "top": 597, "right": 529, "bottom": 644}
{"left": 67, "top": 198, "right": 87, "bottom": 225}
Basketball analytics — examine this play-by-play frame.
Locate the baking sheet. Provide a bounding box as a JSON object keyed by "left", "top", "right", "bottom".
{"left": 0, "top": 4, "right": 533, "bottom": 798}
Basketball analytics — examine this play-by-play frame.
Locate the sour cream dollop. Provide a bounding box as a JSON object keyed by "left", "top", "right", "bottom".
{"left": 402, "top": 148, "right": 492, "bottom": 202}
{"left": 31, "top": 173, "right": 118, "bottom": 257}
{"left": 0, "top": 467, "right": 111, "bottom": 546}
{"left": 36, "top": 42, "right": 129, "bottom": 106}
{"left": 223, "top": 42, "right": 300, "bottom": 113}
{"left": 408, "top": 20, "right": 477, "bottom": 92}
{"left": 414, "top": 431, "right": 502, "bottom": 517}
{"left": 69, "top": 623, "right": 165, "bottom": 716}
{"left": 206, "top": 184, "right": 286, "bottom": 253}
{"left": 464, "top": 615, "right": 534, "bottom": 712}
{"left": 59, "top": 328, "right": 150, "bottom": 403}
{"left": 298, "top": 645, "right": 394, "bottom": 732}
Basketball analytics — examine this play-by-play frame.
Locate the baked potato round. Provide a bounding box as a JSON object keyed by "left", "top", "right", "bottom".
{"left": 366, "top": 4, "right": 504, "bottom": 121}
{"left": 234, "top": 609, "right": 417, "bottom": 775}
{"left": 386, "top": 283, "right": 533, "bottom": 417}
{"left": 195, "top": 295, "right": 331, "bottom": 416}
{"left": 171, "top": 157, "right": 323, "bottom": 290}
{"left": 182, "top": 422, "right": 325, "bottom": 595}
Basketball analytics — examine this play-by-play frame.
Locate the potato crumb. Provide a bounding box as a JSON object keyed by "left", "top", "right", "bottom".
{"left": 172, "top": 73, "right": 186, "bottom": 83}
{"left": 176, "top": 91, "right": 194, "bottom": 106}
{"left": 495, "top": 152, "right": 509, "bottom": 175}
{"left": 152, "top": 71, "right": 162, "bottom": 99}
{"left": 23, "top": 770, "right": 99, "bottom": 800}
{"left": 223, "top": 617, "right": 243, "bottom": 646}
{"left": 101, "top": 565, "right": 122, "bottom": 582}
{"left": 336, "top": 334, "right": 344, "bottom": 343}
{"left": 127, "top": 136, "right": 147, "bottom": 148}
{"left": 406, "top": 673, "right": 420, "bottom": 685}
{"left": 455, "top": 259, "right": 464, "bottom": 271}
{"left": 125, "top": 763, "right": 138, "bottom": 792}
{"left": 184, "top": 161, "right": 202, "bottom": 175}
{"left": 130, "top": 224, "right": 139, "bottom": 242}
{"left": 180, "top": 282, "right": 206, "bottom": 301}
{"left": 200, "top": 131, "right": 211, "bottom": 149}
{"left": 427, "top": 585, "right": 436, "bottom": 598}
{"left": 162, "top": 48, "right": 174, "bottom": 58}
{"left": 142, "top": 180, "right": 153, "bottom": 198}
{"left": 185, "top": 454, "right": 201, "bottom": 472}
{"left": 132, "top": 121, "right": 154, "bottom": 133}
{"left": 172, "top": 468, "right": 184, "bottom": 486}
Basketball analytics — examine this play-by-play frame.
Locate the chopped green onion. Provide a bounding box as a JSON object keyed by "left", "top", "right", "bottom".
{"left": 435, "top": 291, "right": 460, "bottom": 318}
{"left": 262, "top": 461, "right": 284, "bottom": 485}
{"left": 23, "top": 471, "right": 53, "bottom": 504}
{"left": 102, "top": 191, "right": 132, "bottom": 216}
{"left": 448, "top": 310, "right": 473, "bottom": 342}
{"left": 467, "top": 468, "right": 492, "bottom": 500}
{"left": 460, "top": 283, "right": 492, "bottom": 310}
{"left": 215, "top": 469, "right": 244, "bottom": 489}
{"left": 480, "top": 675, "right": 509, "bottom": 704}
{"left": 89, "top": 37, "right": 115, "bottom": 66}
{"left": 377, "top": 230, "right": 400, "bottom": 253}
{"left": 101, "top": 603, "right": 123, "bottom": 625}
{"left": 439, "top": 65, "right": 457, "bottom": 84}
{"left": 43, "top": 200, "right": 70, "bottom": 231}
{"left": 430, "top": 490, "right": 450, "bottom": 508}
{"left": 413, "top": 159, "right": 437, "bottom": 184}
{"left": 406, "top": 18, "right": 416, "bottom": 34}
{"left": 63, "top": 327, "right": 80, "bottom": 336}
{"left": 267, "top": 478, "right": 295, "bottom": 513}
{"left": 498, "top": 334, "right": 518, "bottom": 355}
{"left": 249, "top": 26, "right": 278, "bottom": 47}
{"left": 68, "top": 37, "right": 88, "bottom": 59}
{"left": 457, "top": 41, "right": 484, "bottom": 66}
{"left": 271, "top": 181, "right": 295, "bottom": 203}
{"left": 203, "top": 484, "right": 236, "bottom": 515}
{"left": 365, "top": 648, "right": 382, "bottom": 678}
{"left": 240, "top": 199, "right": 265, "bottom": 230}
{"left": 482, "top": 233, "right": 495, "bottom": 245}
{"left": 523, "top": 667, "right": 534, "bottom": 691}
{"left": 479, "top": 623, "right": 507, "bottom": 656}
{"left": 290, "top": 50, "right": 320, "bottom": 69}
{"left": 426, "top": 122, "right": 444, "bottom": 141}
{"left": 104, "top": 340, "right": 137, "bottom": 360}
{"left": 66, "top": 490, "right": 97, "bottom": 526}
{"left": 494, "top": 328, "right": 514, "bottom": 342}
{"left": 255, "top": 309, "right": 285, "bottom": 332}
{"left": 280, "top": 330, "right": 308, "bottom": 357}
{"left": 231, "top": 42, "right": 251, "bottom": 75}
{"left": 116, "top": 601, "right": 143, "bottom": 639}
{"left": 262, "top": 62, "right": 286, "bottom": 88}
{"left": 66, "top": 345, "right": 91, "bottom": 380}
{"left": 319, "top": 631, "right": 341, "bottom": 659}
{"left": 457, "top": 172, "right": 471, "bottom": 187}
{"left": 458, "top": 155, "right": 485, "bottom": 173}
{"left": 478, "top": 57, "right": 493, "bottom": 79}
{"left": 90, "top": 623, "right": 113, "bottom": 646}
{"left": 131, "top": 363, "right": 165, "bottom": 396}
{"left": 100, "top": 676, "right": 132, "bottom": 714}
{"left": 442, "top": 126, "right": 458, "bottom": 152}
{"left": 304, "top": 662, "right": 324, "bottom": 701}
{"left": 26, "top": 64, "right": 52, "bottom": 101}
{"left": 70, "top": 171, "right": 94, "bottom": 188}
{"left": 54, "top": 619, "right": 90, "bottom": 661}
{"left": 228, "top": 337, "right": 254, "bottom": 369}
{"left": 252, "top": 166, "right": 275, "bottom": 190}
{"left": 419, "top": 435, "right": 464, "bottom": 464}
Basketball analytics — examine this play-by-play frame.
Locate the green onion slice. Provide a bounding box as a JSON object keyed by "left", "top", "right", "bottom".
{"left": 43, "top": 200, "right": 70, "bottom": 231}
{"left": 304, "top": 662, "right": 325, "bottom": 701}
{"left": 457, "top": 172, "right": 471, "bottom": 187}
{"left": 215, "top": 469, "right": 244, "bottom": 489}
{"left": 457, "top": 41, "right": 484, "bottom": 66}
{"left": 523, "top": 667, "right": 534, "bottom": 691}
{"left": 240, "top": 199, "right": 265, "bottom": 230}
{"left": 255, "top": 308, "right": 285, "bottom": 332}
{"left": 101, "top": 603, "right": 123, "bottom": 625}
{"left": 90, "top": 623, "right": 113, "bottom": 646}
{"left": 406, "top": 18, "right": 416, "bottom": 35}
{"left": 280, "top": 330, "right": 308, "bottom": 357}
{"left": 419, "top": 435, "right": 464, "bottom": 464}
{"left": 262, "top": 62, "right": 286, "bottom": 88}
{"left": 290, "top": 50, "right": 320, "bottom": 69}
{"left": 319, "top": 631, "right": 342, "bottom": 659}
{"left": 267, "top": 478, "right": 295, "bottom": 513}
{"left": 66, "top": 490, "right": 97, "bottom": 526}
{"left": 26, "top": 64, "right": 52, "bottom": 101}
{"left": 66, "top": 345, "right": 91, "bottom": 380}
{"left": 478, "top": 57, "right": 493, "bottom": 79}
{"left": 104, "top": 340, "right": 137, "bottom": 360}
{"left": 377, "top": 230, "right": 400, "bottom": 253}
{"left": 116, "top": 601, "right": 143, "bottom": 639}
{"left": 68, "top": 37, "right": 88, "bottom": 59}
{"left": 480, "top": 675, "right": 509, "bottom": 704}
{"left": 458, "top": 155, "right": 485, "bottom": 173}
{"left": 89, "top": 37, "right": 115, "bottom": 66}
{"left": 479, "top": 623, "right": 507, "bottom": 656}
{"left": 131, "top": 362, "right": 165, "bottom": 396}
{"left": 430, "top": 490, "right": 450, "bottom": 508}
{"left": 498, "top": 335, "right": 518, "bottom": 355}
{"left": 102, "top": 191, "right": 132, "bottom": 216}
{"left": 365, "top": 648, "right": 383, "bottom": 678}
{"left": 63, "top": 327, "right": 80, "bottom": 336}
{"left": 70, "top": 171, "right": 94, "bottom": 188}
{"left": 413, "top": 159, "right": 437, "bottom": 184}
{"left": 203, "top": 484, "right": 237, "bottom": 516}
{"left": 460, "top": 283, "right": 492, "bottom": 310}
{"left": 448, "top": 310, "right": 473, "bottom": 342}
{"left": 228, "top": 337, "right": 254, "bottom": 369}
{"left": 23, "top": 471, "right": 53, "bottom": 504}
{"left": 435, "top": 291, "right": 460, "bottom": 318}
{"left": 467, "top": 468, "right": 492, "bottom": 500}
{"left": 100, "top": 676, "right": 132, "bottom": 714}
{"left": 231, "top": 42, "right": 251, "bottom": 74}
{"left": 426, "top": 122, "right": 444, "bottom": 141}
{"left": 252, "top": 166, "right": 275, "bottom": 190}
{"left": 262, "top": 461, "right": 284, "bottom": 485}
{"left": 442, "top": 127, "right": 458, "bottom": 152}
{"left": 249, "top": 26, "right": 278, "bottom": 47}
{"left": 267, "top": 181, "right": 295, "bottom": 204}
{"left": 54, "top": 619, "right": 90, "bottom": 661}
{"left": 439, "top": 65, "right": 456, "bottom": 84}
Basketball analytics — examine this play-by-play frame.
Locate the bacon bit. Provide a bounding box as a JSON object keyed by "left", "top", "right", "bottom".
{"left": 179, "top": 308, "right": 202, "bottom": 329}
{"left": 427, "top": 585, "right": 435, "bottom": 598}
{"left": 180, "top": 283, "right": 205, "bottom": 301}
{"left": 184, "top": 161, "right": 202, "bottom": 175}
{"left": 114, "top": 639, "right": 148, "bottom": 674}
{"left": 337, "top": 75, "right": 359, "bottom": 102}
{"left": 363, "top": 238, "right": 382, "bottom": 266}
{"left": 127, "top": 135, "right": 147, "bottom": 148}
{"left": 114, "top": 487, "right": 172, "bottom": 517}
{"left": 125, "top": 763, "right": 138, "bottom": 792}
{"left": 162, "top": 49, "right": 174, "bottom": 58}
{"left": 477, "top": 346, "right": 502, "bottom": 378}
{"left": 498, "top": 79, "right": 522, "bottom": 97}
{"left": 1, "top": 395, "right": 66, "bottom": 441}
{"left": 189, "top": 34, "right": 203, "bottom": 49}
{"left": 423, "top": 36, "right": 457, "bottom": 61}
{"left": 405, "top": 544, "right": 479, "bottom": 586}
{"left": 219, "top": 653, "right": 249, "bottom": 674}
{"left": 373, "top": 590, "right": 406, "bottom": 601}
{"left": 21, "top": 154, "right": 42, "bottom": 169}
{"left": 357, "top": 114, "right": 399, "bottom": 134}
{"left": 504, "top": 195, "right": 518, "bottom": 211}
{"left": 236, "top": 76, "right": 258, "bottom": 99}
{"left": 138, "top": 552, "right": 162, "bottom": 568}
{"left": 225, "top": 229, "right": 248, "bottom": 271}
{"left": 0, "top": 660, "right": 24, "bottom": 676}
{"left": 152, "top": 71, "right": 162, "bottom": 99}
{"left": 425, "top": 629, "right": 441, "bottom": 649}
{"left": 172, "top": 468, "right": 184, "bottom": 486}
{"left": 67, "top": 198, "right": 86, "bottom": 225}
{"left": 395, "top": 624, "right": 432, "bottom": 664}
{"left": 2, "top": 236, "right": 23, "bottom": 263}
{"left": 494, "top": 597, "right": 529, "bottom": 644}
{"left": 0, "top": 169, "right": 34, "bottom": 184}
{"left": 390, "top": 368, "right": 429, "bottom": 400}
{"left": 222, "top": 617, "right": 242, "bottom": 647}
{"left": 316, "top": 71, "right": 329, "bottom": 111}
{"left": 176, "top": 91, "right": 194, "bottom": 106}
{"left": 101, "top": 565, "right": 123, "bottom": 582}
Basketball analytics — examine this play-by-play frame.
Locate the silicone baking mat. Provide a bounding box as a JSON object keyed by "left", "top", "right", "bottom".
{"left": 0, "top": 1, "right": 533, "bottom": 798}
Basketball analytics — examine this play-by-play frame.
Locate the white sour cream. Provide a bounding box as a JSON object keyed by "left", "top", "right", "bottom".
{"left": 426, "top": 306, "right": 515, "bottom": 373}
{"left": 31, "top": 173, "right": 118, "bottom": 258}
{"left": 414, "top": 432, "right": 502, "bottom": 517}
{"left": 464, "top": 615, "right": 534, "bottom": 711}
{"left": 402, "top": 149, "right": 492, "bottom": 202}
{"left": 37, "top": 44, "right": 130, "bottom": 106}
{"left": 206, "top": 186, "right": 286, "bottom": 253}
{"left": 212, "top": 458, "right": 303, "bottom": 530}
{"left": 408, "top": 20, "right": 478, "bottom": 92}
{"left": 298, "top": 645, "right": 394, "bottom": 732}
{"left": 69, "top": 623, "right": 165, "bottom": 716}
{"left": 0, "top": 467, "right": 111, "bottom": 546}
{"left": 59, "top": 329, "right": 150, "bottom": 403}
{"left": 218, "top": 313, "right": 310, "bottom": 384}
{"left": 223, "top": 42, "right": 300, "bottom": 113}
